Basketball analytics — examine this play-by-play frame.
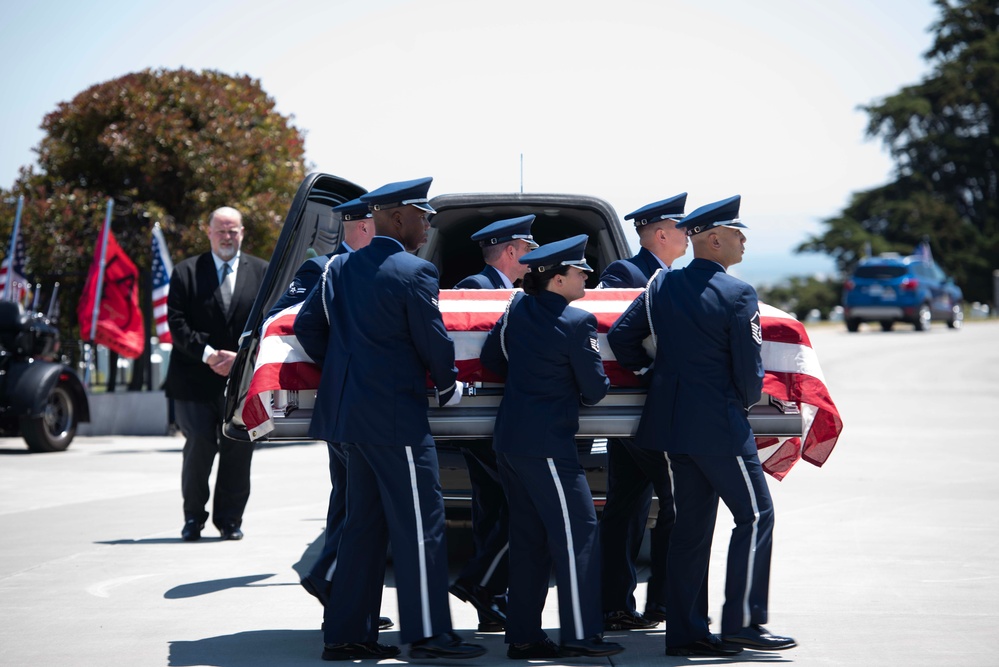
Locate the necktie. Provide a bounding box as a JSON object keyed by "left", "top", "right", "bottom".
{"left": 220, "top": 262, "right": 233, "bottom": 313}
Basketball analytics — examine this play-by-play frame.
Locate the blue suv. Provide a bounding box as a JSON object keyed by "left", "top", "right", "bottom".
{"left": 842, "top": 253, "right": 963, "bottom": 332}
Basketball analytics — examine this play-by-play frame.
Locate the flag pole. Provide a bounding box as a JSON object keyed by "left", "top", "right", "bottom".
{"left": 3, "top": 195, "right": 24, "bottom": 301}
{"left": 83, "top": 198, "right": 114, "bottom": 386}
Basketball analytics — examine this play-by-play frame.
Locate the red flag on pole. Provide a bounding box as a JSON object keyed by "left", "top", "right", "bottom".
{"left": 77, "top": 222, "right": 145, "bottom": 359}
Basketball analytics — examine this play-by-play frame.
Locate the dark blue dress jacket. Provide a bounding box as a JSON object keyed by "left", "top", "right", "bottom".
{"left": 265, "top": 243, "right": 349, "bottom": 321}
{"left": 598, "top": 247, "right": 662, "bottom": 288}
{"left": 480, "top": 290, "right": 609, "bottom": 458}
{"left": 294, "top": 236, "right": 458, "bottom": 447}
{"left": 455, "top": 265, "right": 506, "bottom": 289}
{"left": 607, "top": 257, "right": 764, "bottom": 456}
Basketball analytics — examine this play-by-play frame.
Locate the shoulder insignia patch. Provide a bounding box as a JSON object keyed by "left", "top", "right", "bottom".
{"left": 590, "top": 336, "right": 600, "bottom": 353}
{"left": 750, "top": 310, "right": 762, "bottom": 346}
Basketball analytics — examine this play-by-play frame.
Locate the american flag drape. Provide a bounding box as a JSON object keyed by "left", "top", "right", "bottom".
{"left": 151, "top": 224, "right": 173, "bottom": 344}
{"left": 241, "top": 289, "right": 842, "bottom": 480}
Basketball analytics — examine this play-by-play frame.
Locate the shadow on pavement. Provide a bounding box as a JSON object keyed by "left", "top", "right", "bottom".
{"left": 169, "top": 628, "right": 324, "bottom": 666}
{"left": 164, "top": 574, "right": 279, "bottom": 599}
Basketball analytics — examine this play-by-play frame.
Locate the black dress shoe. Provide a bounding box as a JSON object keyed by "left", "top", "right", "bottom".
{"left": 409, "top": 631, "right": 486, "bottom": 660}
{"left": 643, "top": 603, "right": 666, "bottom": 624}
{"left": 181, "top": 519, "right": 204, "bottom": 542}
{"left": 378, "top": 616, "right": 394, "bottom": 630}
{"left": 507, "top": 637, "right": 560, "bottom": 659}
{"left": 449, "top": 579, "right": 506, "bottom": 627}
{"left": 722, "top": 624, "right": 797, "bottom": 650}
{"left": 476, "top": 620, "right": 504, "bottom": 633}
{"left": 559, "top": 636, "right": 624, "bottom": 657}
{"left": 322, "top": 642, "right": 400, "bottom": 661}
{"left": 301, "top": 574, "right": 331, "bottom": 606}
{"left": 603, "top": 609, "right": 657, "bottom": 630}
{"left": 219, "top": 524, "right": 243, "bottom": 541}
{"left": 666, "top": 634, "right": 743, "bottom": 657}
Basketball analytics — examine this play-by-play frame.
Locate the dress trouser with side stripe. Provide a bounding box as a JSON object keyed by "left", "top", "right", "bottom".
{"left": 323, "top": 442, "right": 452, "bottom": 645}
{"left": 498, "top": 452, "right": 603, "bottom": 644}
{"left": 309, "top": 442, "right": 347, "bottom": 582}
{"left": 665, "top": 452, "right": 774, "bottom": 647}
{"left": 600, "top": 439, "right": 676, "bottom": 612}
{"left": 457, "top": 440, "right": 510, "bottom": 597}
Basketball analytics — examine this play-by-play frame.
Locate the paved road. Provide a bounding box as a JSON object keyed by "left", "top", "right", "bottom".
{"left": 1, "top": 321, "right": 997, "bottom": 666}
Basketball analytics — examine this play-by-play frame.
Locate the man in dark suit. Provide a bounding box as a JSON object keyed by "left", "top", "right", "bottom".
{"left": 265, "top": 197, "right": 392, "bottom": 630}
{"left": 166, "top": 206, "right": 268, "bottom": 542}
{"left": 608, "top": 195, "right": 795, "bottom": 657}
{"left": 448, "top": 215, "right": 539, "bottom": 633}
{"left": 597, "top": 194, "right": 690, "bottom": 630}
{"left": 294, "top": 177, "right": 485, "bottom": 662}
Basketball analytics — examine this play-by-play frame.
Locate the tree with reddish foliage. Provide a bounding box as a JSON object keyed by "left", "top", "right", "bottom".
{"left": 0, "top": 67, "right": 306, "bottom": 345}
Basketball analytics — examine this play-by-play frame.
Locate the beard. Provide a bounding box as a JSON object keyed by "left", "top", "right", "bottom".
{"left": 215, "top": 244, "right": 238, "bottom": 261}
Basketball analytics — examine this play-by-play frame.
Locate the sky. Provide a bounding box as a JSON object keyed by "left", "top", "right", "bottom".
{"left": 0, "top": 0, "right": 941, "bottom": 286}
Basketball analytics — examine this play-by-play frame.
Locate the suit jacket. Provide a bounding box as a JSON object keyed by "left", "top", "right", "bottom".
{"left": 165, "top": 251, "right": 268, "bottom": 403}
{"left": 480, "top": 290, "right": 609, "bottom": 459}
{"left": 455, "top": 265, "right": 507, "bottom": 289}
{"left": 607, "top": 257, "right": 763, "bottom": 456}
{"left": 598, "top": 247, "right": 662, "bottom": 288}
{"left": 294, "top": 236, "right": 458, "bottom": 447}
{"left": 265, "top": 244, "right": 349, "bottom": 321}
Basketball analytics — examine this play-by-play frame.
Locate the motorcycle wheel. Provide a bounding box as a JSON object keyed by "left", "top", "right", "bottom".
{"left": 21, "top": 384, "right": 77, "bottom": 452}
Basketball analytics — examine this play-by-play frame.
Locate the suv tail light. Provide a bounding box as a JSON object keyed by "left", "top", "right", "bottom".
{"left": 900, "top": 277, "right": 919, "bottom": 291}
{"left": 844, "top": 279, "right": 855, "bottom": 291}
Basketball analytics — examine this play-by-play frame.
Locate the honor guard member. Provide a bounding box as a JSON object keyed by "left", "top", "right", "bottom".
{"left": 449, "top": 215, "right": 540, "bottom": 632}
{"left": 268, "top": 197, "right": 392, "bottom": 630}
{"left": 480, "top": 235, "right": 624, "bottom": 660}
{"left": 597, "top": 193, "right": 690, "bottom": 630}
{"left": 456, "top": 214, "right": 539, "bottom": 288}
{"left": 607, "top": 195, "right": 796, "bottom": 657}
{"left": 294, "top": 177, "right": 485, "bottom": 662}
{"left": 266, "top": 197, "right": 375, "bottom": 319}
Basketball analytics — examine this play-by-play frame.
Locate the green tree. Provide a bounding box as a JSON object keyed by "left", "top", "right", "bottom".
{"left": 0, "top": 67, "right": 306, "bottom": 342}
{"left": 758, "top": 276, "right": 843, "bottom": 321}
{"left": 798, "top": 0, "right": 999, "bottom": 302}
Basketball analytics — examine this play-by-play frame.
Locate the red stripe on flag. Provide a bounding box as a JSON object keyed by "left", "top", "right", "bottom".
{"left": 243, "top": 290, "right": 843, "bottom": 479}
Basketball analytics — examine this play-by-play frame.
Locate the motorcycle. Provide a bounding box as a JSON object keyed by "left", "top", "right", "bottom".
{"left": 0, "top": 296, "right": 89, "bottom": 452}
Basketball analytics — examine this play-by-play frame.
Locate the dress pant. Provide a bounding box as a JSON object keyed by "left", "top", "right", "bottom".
{"left": 456, "top": 440, "right": 510, "bottom": 596}
{"left": 324, "top": 442, "right": 453, "bottom": 645}
{"left": 498, "top": 452, "right": 602, "bottom": 645}
{"left": 665, "top": 452, "right": 774, "bottom": 647}
{"left": 600, "top": 438, "right": 678, "bottom": 613}
{"left": 309, "top": 442, "right": 347, "bottom": 582}
{"left": 176, "top": 395, "right": 254, "bottom": 528}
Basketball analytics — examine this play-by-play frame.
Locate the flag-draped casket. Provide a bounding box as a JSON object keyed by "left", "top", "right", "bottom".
{"left": 242, "top": 289, "right": 842, "bottom": 480}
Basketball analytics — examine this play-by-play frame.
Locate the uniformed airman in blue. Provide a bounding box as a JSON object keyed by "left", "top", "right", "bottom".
{"left": 267, "top": 197, "right": 374, "bottom": 320}
{"left": 480, "top": 234, "right": 624, "bottom": 660}
{"left": 268, "top": 197, "right": 393, "bottom": 630}
{"left": 608, "top": 195, "right": 796, "bottom": 657}
{"left": 597, "top": 194, "right": 690, "bottom": 630}
{"left": 449, "top": 215, "right": 540, "bottom": 633}
{"left": 294, "top": 177, "right": 485, "bottom": 662}
{"left": 598, "top": 193, "right": 689, "bottom": 289}
{"left": 456, "top": 215, "right": 539, "bottom": 289}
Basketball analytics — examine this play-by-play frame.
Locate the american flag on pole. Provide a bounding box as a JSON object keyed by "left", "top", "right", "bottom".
{"left": 241, "top": 289, "right": 842, "bottom": 479}
{"left": 0, "top": 234, "right": 29, "bottom": 301}
{"left": 151, "top": 223, "right": 173, "bottom": 344}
